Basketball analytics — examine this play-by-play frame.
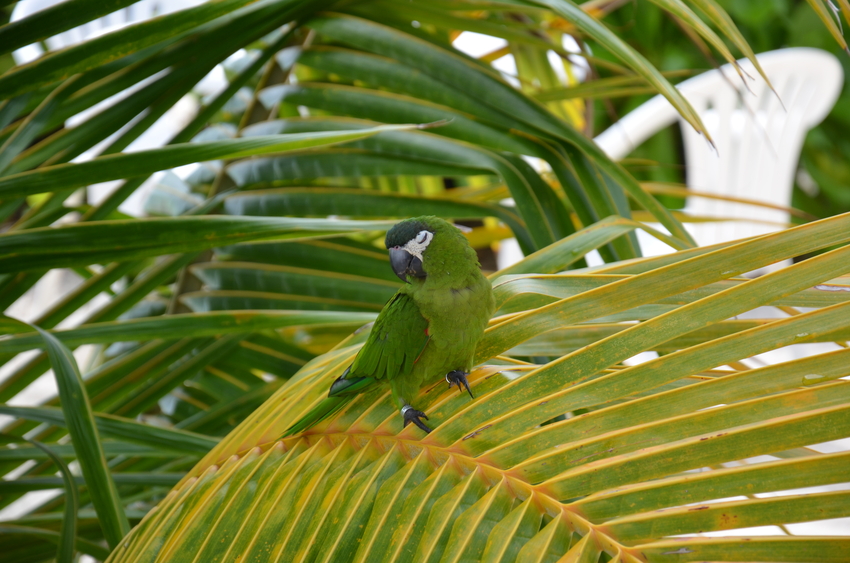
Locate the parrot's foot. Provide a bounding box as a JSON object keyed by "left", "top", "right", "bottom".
{"left": 401, "top": 405, "right": 431, "bottom": 433}
{"left": 446, "top": 370, "right": 474, "bottom": 399}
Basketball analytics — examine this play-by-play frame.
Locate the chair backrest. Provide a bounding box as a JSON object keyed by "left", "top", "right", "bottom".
{"left": 594, "top": 48, "right": 843, "bottom": 247}
{"left": 12, "top": 0, "right": 205, "bottom": 64}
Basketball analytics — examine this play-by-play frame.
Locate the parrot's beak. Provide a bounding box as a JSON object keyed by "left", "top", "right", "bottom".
{"left": 389, "top": 247, "right": 425, "bottom": 282}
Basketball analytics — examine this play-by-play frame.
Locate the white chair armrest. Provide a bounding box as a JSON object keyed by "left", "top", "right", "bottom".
{"left": 593, "top": 95, "right": 681, "bottom": 160}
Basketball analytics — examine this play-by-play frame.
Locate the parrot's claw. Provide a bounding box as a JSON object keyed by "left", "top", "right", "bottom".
{"left": 401, "top": 405, "right": 431, "bottom": 433}
{"left": 446, "top": 370, "right": 474, "bottom": 399}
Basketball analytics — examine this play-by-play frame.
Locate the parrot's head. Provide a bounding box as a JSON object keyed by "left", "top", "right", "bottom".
{"left": 385, "top": 216, "right": 478, "bottom": 283}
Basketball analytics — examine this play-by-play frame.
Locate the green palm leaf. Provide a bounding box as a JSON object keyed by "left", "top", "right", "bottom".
{"left": 1, "top": 1, "right": 848, "bottom": 560}
{"left": 98, "top": 213, "right": 850, "bottom": 562}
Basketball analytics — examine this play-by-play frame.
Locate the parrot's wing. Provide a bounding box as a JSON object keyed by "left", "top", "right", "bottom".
{"left": 348, "top": 291, "right": 430, "bottom": 382}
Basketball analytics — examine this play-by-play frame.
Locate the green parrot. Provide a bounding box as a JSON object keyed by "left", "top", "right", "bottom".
{"left": 284, "top": 216, "right": 494, "bottom": 435}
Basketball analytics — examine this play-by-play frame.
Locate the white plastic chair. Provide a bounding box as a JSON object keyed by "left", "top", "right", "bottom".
{"left": 594, "top": 47, "right": 844, "bottom": 254}
{"left": 594, "top": 48, "right": 846, "bottom": 373}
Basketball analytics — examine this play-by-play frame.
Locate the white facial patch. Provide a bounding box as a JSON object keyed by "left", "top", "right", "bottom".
{"left": 403, "top": 230, "right": 434, "bottom": 260}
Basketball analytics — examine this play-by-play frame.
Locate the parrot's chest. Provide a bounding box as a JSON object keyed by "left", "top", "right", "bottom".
{"left": 412, "top": 278, "right": 493, "bottom": 376}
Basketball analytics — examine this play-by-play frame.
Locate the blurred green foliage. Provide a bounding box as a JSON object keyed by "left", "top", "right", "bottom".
{"left": 0, "top": 6, "right": 14, "bottom": 76}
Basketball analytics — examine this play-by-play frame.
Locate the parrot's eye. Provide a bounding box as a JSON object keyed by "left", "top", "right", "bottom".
{"left": 397, "top": 229, "right": 434, "bottom": 262}
{"left": 415, "top": 230, "right": 433, "bottom": 245}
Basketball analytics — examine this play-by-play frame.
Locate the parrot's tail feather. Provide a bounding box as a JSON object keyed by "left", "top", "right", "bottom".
{"left": 329, "top": 374, "right": 374, "bottom": 397}
{"left": 281, "top": 396, "right": 347, "bottom": 437}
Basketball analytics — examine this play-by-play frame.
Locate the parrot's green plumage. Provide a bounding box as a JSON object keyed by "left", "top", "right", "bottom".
{"left": 284, "top": 216, "right": 494, "bottom": 435}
